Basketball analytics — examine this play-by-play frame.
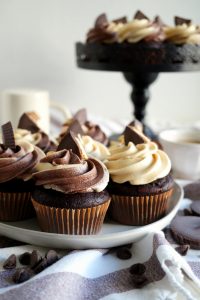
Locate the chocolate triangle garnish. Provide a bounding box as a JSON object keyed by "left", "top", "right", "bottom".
{"left": 95, "top": 13, "right": 109, "bottom": 28}
{"left": 112, "top": 16, "right": 127, "bottom": 24}
{"left": 124, "top": 126, "right": 149, "bottom": 146}
{"left": 154, "top": 15, "right": 166, "bottom": 27}
{"left": 128, "top": 119, "right": 143, "bottom": 132}
{"left": 67, "top": 120, "right": 84, "bottom": 135}
{"left": 18, "top": 112, "right": 40, "bottom": 133}
{"left": 57, "top": 131, "right": 85, "bottom": 158}
{"left": 1, "top": 122, "right": 16, "bottom": 150}
{"left": 134, "top": 10, "right": 149, "bottom": 21}
{"left": 73, "top": 109, "right": 87, "bottom": 125}
{"left": 175, "top": 16, "right": 191, "bottom": 26}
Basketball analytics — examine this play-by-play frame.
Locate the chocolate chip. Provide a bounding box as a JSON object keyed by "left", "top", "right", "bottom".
{"left": 3, "top": 254, "right": 16, "bottom": 270}
{"left": 1, "top": 122, "right": 16, "bottom": 150}
{"left": 33, "top": 258, "right": 48, "bottom": 274}
{"left": 19, "top": 252, "right": 31, "bottom": 265}
{"left": 184, "top": 208, "right": 193, "bottom": 216}
{"left": 129, "top": 263, "right": 148, "bottom": 287}
{"left": 30, "top": 250, "right": 42, "bottom": 269}
{"left": 45, "top": 250, "right": 59, "bottom": 265}
{"left": 12, "top": 268, "right": 33, "bottom": 284}
{"left": 112, "top": 16, "right": 127, "bottom": 24}
{"left": 175, "top": 245, "right": 190, "bottom": 256}
{"left": 116, "top": 247, "right": 132, "bottom": 260}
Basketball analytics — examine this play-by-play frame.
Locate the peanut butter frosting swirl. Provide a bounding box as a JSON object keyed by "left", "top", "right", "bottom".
{"left": 33, "top": 149, "right": 109, "bottom": 193}
{"left": 0, "top": 141, "right": 45, "bottom": 183}
{"left": 106, "top": 141, "right": 171, "bottom": 185}
{"left": 164, "top": 24, "right": 200, "bottom": 44}
{"left": 77, "top": 135, "right": 110, "bottom": 161}
{"left": 4, "top": 129, "right": 58, "bottom": 153}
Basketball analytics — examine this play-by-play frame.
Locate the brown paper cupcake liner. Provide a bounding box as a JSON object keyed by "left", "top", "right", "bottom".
{"left": 0, "top": 192, "right": 35, "bottom": 221}
{"left": 110, "top": 189, "right": 173, "bottom": 226}
{"left": 32, "top": 198, "right": 111, "bottom": 235}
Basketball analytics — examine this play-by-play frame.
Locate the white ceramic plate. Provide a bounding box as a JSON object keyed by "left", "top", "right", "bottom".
{"left": 0, "top": 182, "right": 183, "bottom": 249}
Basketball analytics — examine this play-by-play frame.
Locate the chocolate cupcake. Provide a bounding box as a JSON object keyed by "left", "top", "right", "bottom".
{"left": 0, "top": 122, "right": 45, "bottom": 221}
{"left": 105, "top": 126, "right": 174, "bottom": 225}
{"left": 32, "top": 131, "right": 110, "bottom": 234}
{"left": 59, "top": 108, "right": 109, "bottom": 146}
{"left": 18, "top": 112, "right": 57, "bottom": 153}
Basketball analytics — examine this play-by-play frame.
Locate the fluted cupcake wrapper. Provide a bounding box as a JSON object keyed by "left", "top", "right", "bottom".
{"left": 0, "top": 192, "right": 35, "bottom": 221}
{"left": 110, "top": 189, "right": 173, "bottom": 226}
{"left": 31, "top": 198, "right": 111, "bottom": 235}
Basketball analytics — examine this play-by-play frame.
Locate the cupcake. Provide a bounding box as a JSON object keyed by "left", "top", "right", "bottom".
{"left": 32, "top": 131, "right": 110, "bottom": 234}
{"left": 59, "top": 108, "right": 109, "bottom": 145}
{"left": 105, "top": 126, "right": 174, "bottom": 225}
{"left": 0, "top": 122, "right": 45, "bottom": 221}
{"left": 18, "top": 112, "right": 57, "bottom": 153}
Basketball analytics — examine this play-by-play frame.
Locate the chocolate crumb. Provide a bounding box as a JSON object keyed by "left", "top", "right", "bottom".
{"left": 33, "top": 258, "right": 48, "bottom": 274}
{"left": 175, "top": 245, "right": 190, "bottom": 256}
{"left": 30, "top": 250, "right": 42, "bottom": 269}
{"left": 184, "top": 208, "right": 193, "bottom": 216}
{"left": 45, "top": 250, "right": 59, "bottom": 265}
{"left": 129, "top": 263, "right": 148, "bottom": 287}
{"left": 116, "top": 247, "right": 132, "bottom": 260}
{"left": 3, "top": 254, "right": 16, "bottom": 270}
{"left": 19, "top": 252, "right": 31, "bottom": 265}
{"left": 12, "top": 268, "right": 33, "bottom": 284}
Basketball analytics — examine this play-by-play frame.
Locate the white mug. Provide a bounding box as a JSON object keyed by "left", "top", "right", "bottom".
{"left": 0, "top": 89, "right": 71, "bottom": 134}
{"left": 159, "top": 128, "right": 200, "bottom": 180}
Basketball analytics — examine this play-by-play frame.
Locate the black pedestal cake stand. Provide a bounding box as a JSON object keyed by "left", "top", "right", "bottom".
{"left": 76, "top": 42, "right": 200, "bottom": 138}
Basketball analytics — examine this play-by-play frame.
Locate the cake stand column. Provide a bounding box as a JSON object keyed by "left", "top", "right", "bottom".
{"left": 123, "top": 72, "right": 159, "bottom": 136}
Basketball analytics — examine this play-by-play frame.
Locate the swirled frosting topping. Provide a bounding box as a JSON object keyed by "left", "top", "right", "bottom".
{"left": 77, "top": 135, "right": 110, "bottom": 161}
{"left": 33, "top": 149, "right": 109, "bottom": 194}
{"left": 0, "top": 141, "right": 45, "bottom": 183}
{"left": 106, "top": 141, "right": 171, "bottom": 185}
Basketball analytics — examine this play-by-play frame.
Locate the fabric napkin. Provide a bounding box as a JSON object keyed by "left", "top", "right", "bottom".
{"left": 0, "top": 231, "right": 199, "bottom": 300}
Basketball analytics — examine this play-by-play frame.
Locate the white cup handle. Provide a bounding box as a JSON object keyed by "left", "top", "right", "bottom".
{"left": 50, "top": 101, "right": 72, "bottom": 120}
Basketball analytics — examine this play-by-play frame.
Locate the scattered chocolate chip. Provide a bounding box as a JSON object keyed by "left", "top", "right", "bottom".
{"left": 183, "top": 208, "right": 193, "bottom": 216}
{"left": 1, "top": 122, "right": 16, "bottom": 150}
{"left": 3, "top": 254, "right": 16, "bottom": 270}
{"left": 190, "top": 201, "right": 200, "bottom": 216}
{"left": 30, "top": 250, "right": 42, "bottom": 269}
{"left": 175, "top": 245, "right": 190, "bottom": 256}
{"left": 175, "top": 16, "right": 191, "bottom": 26}
{"left": 12, "top": 268, "right": 33, "bottom": 284}
{"left": 116, "top": 247, "right": 132, "bottom": 260}
{"left": 184, "top": 182, "right": 200, "bottom": 200}
{"left": 19, "top": 252, "right": 31, "bottom": 266}
{"left": 45, "top": 250, "right": 59, "bottom": 266}
{"left": 33, "top": 258, "right": 48, "bottom": 274}
{"left": 124, "top": 126, "right": 149, "bottom": 146}
{"left": 134, "top": 10, "right": 149, "bottom": 21}
{"left": 129, "top": 263, "right": 148, "bottom": 287}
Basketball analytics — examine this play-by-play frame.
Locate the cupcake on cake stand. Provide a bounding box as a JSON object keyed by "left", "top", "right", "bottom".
{"left": 75, "top": 12, "right": 200, "bottom": 138}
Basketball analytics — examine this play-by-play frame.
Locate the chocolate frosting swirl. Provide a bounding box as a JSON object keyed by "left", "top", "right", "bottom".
{"left": 0, "top": 141, "right": 44, "bottom": 183}
{"left": 33, "top": 149, "right": 109, "bottom": 194}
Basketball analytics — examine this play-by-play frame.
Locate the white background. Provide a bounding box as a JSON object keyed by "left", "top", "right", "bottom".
{"left": 0, "top": 0, "right": 200, "bottom": 126}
